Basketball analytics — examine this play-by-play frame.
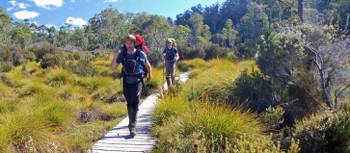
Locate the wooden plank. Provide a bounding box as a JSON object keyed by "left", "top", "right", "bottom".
{"left": 89, "top": 72, "right": 190, "bottom": 153}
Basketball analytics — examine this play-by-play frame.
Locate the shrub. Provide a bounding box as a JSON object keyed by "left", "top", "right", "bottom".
{"left": 64, "top": 55, "right": 97, "bottom": 76}
{"left": 293, "top": 102, "right": 350, "bottom": 153}
{"left": 204, "top": 44, "right": 230, "bottom": 60}
{"left": 0, "top": 62, "right": 13, "bottom": 72}
{"left": 40, "top": 53, "right": 66, "bottom": 69}
{"left": 232, "top": 70, "right": 274, "bottom": 112}
{"left": 18, "top": 83, "right": 46, "bottom": 97}
{"left": 177, "top": 58, "right": 208, "bottom": 72}
{"left": 29, "top": 42, "right": 57, "bottom": 61}
{"left": 0, "top": 44, "right": 35, "bottom": 72}
{"left": 147, "top": 50, "right": 163, "bottom": 66}
{"left": 46, "top": 68, "right": 74, "bottom": 87}
{"left": 179, "top": 45, "right": 206, "bottom": 59}
{"left": 234, "top": 134, "right": 300, "bottom": 153}
{"left": 260, "top": 106, "right": 285, "bottom": 130}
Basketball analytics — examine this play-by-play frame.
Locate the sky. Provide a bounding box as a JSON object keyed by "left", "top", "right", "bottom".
{"left": 0, "top": 0, "right": 225, "bottom": 28}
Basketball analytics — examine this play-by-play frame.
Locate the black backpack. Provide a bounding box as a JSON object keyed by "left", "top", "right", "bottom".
{"left": 121, "top": 49, "right": 147, "bottom": 78}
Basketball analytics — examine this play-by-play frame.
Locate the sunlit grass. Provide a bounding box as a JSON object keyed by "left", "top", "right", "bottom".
{"left": 0, "top": 52, "right": 187, "bottom": 152}
{"left": 152, "top": 59, "right": 266, "bottom": 152}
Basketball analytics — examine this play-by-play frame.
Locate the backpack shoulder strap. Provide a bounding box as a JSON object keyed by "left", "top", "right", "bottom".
{"left": 121, "top": 50, "right": 127, "bottom": 64}
{"left": 135, "top": 49, "right": 143, "bottom": 64}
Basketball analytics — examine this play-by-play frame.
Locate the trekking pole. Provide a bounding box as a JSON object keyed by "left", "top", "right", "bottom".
{"left": 162, "top": 55, "right": 166, "bottom": 96}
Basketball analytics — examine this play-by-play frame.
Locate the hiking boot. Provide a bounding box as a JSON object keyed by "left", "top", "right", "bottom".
{"left": 130, "top": 127, "right": 136, "bottom": 137}
{"left": 129, "top": 123, "right": 136, "bottom": 137}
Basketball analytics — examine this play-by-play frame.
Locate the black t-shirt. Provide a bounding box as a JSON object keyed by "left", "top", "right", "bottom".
{"left": 163, "top": 47, "right": 177, "bottom": 62}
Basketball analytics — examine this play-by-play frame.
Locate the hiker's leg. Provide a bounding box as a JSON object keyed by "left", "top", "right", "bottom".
{"left": 171, "top": 62, "right": 176, "bottom": 85}
{"left": 165, "top": 62, "right": 173, "bottom": 87}
{"left": 123, "top": 83, "right": 138, "bottom": 129}
{"left": 166, "top": 76, "right": 172, "bottom": 87}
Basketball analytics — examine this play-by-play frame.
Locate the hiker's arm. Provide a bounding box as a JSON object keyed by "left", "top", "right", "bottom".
{"left": 111, "top": 49, "right": 120, "bottom": 70}
{"left": 145, "top": 60, "right": 152, "bottom": 81}
{"left": 175, "top": 52, "right": 180, "bottom": 61}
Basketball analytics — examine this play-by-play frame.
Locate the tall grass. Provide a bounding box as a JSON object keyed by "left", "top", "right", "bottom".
{"left": 0, "top": 54, "right": 130, "bottom": 152}
{"left": 152, "top": 59, "right": 299, "bottom": 153}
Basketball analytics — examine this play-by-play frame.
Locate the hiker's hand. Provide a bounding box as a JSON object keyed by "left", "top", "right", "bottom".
{"left": 147, "top": 75, "right": 152, "bottom": 82}
{"left": 112, "top": 72, "right": 121, "bottom": 79}
{"left": 113, "top": 48, "right": 120, "bottom": 54}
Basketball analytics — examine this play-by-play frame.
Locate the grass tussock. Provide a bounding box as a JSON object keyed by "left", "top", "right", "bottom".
{"left": 152, "top": 59, "right": 299, "bottom": 153}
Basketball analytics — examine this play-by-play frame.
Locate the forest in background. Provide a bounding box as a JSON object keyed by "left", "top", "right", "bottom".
{"left": 0, "top": 0, "right": 350, "bottom": 152}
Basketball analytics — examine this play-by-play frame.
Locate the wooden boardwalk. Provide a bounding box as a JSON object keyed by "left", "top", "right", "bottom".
{"left": 89, "top": 73, "right": 190, "bottom": 153}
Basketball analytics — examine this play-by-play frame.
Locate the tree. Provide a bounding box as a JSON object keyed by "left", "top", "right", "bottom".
{"left": 55, "top": 26, "right": 71, "bottom": 47}
{"left": 203, "top": 3, "right": 222, "bottom": 33}
{"left": 70, "top": 28, "right": 88, "bottom": 50}
{"left": 221, "top": 19, "right": 237, "bottom": 48}
{"left": 10, "top": 22, "right": 33, "bottom": 48}
{"left": 189, "top": 13, "right": 212, "bottom": 48}
{"left": 0, "top": 7, "right": 12, "bottom": 44}
{"left": 173, "top": 25, "right": 191, "bottom": 46}
{"left": 144, "top": 15, "right": 172, "bottom": 51}
{"left": 175, "top": 4, "right": 204, "bottom": 26}
{"left": 220, "top": 0, "right": 249, "bottom": 25}
{"left": 258, "top": 22, "right": 350, "bottom": 112}
{"left": 87, "top": 8, "right": 130, "bottom": 49}
{"left": 238, "top": 2, "right": 269, "bottom": 58}
{"left": 47, "top": 26, "right": 57, "bottom": 44}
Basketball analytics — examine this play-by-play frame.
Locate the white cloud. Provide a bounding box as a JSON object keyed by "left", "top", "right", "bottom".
{"left": 9, "top": 0, "right": 16, "bottom": 6}
{"left": 13, "top": 10, "right": 40, "bottom": 20}
{"left": 65, "top": 16, "right": 87, "bottom": 27}
{"left": 7, "top": 1, "right": 30, "bottom": 10}
{"left": 31, "top": 0, "right": 63, "bottom": 9}
{"left": 18, "top": 3, "right": 30, "bottom": 9}
{"left": 104, "top": 0, "right": 118, "bottom": 3}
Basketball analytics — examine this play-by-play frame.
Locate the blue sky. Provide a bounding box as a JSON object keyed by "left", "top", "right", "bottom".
{"left": 0, "top": 0, "right": 225, "bottom": 28}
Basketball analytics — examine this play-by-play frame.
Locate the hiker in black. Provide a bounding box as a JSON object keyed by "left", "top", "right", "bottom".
{"left": 111, "top": 35, "right": 152, "bottom": 137}
{"left": 163, "top": 38, "right": 179, "bottom": 88}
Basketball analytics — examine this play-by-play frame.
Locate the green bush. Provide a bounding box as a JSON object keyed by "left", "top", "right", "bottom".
{"left": 177, "top": 58, "right": 208, "bottom": 72}
{"left": 64, "top": 55, "right": 97, "bottom": 76}
{"left": 40, "top": 53, "right": 66, "bottom": 68}
{"left": 0, "top": 62, "right": 13, "bottom": 72}
{"left": 0, "top": 44, "right": 35, "bottom": 72}
{"left": 204, "top": 44, "right": 231, "bottom": 60}
{"left": 29, "top": 42, "right": 57, "bottom": 61}
{"left": 260, "top": 106, "right": 285, "bottom": 130}
{"left": 293, "top": 103, "right": 350, "bottom": 153}
{"left": 232, "top": 70, "right": 274, "bottom": 112}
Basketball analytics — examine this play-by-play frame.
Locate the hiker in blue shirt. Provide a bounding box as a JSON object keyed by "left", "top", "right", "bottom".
{"left": 163, "top": 38, "right": 179, "bottom": 88}
{"left": 111, "top": 34, "right": 152, "bottom": 137}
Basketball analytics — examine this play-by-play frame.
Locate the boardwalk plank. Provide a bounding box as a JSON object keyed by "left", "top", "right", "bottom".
{"left": 89, "top": 73, "right": 189, "bottom": 153}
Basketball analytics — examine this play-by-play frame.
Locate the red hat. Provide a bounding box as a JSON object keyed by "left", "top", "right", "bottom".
{"left": 133, "top": 34, "right": 144, "bottom": 45}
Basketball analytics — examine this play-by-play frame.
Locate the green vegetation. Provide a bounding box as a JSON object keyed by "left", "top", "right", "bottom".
{"left": 0, "top": 0, "right": 350, "bottom": 152}
{"left": 0, "top": 49, "right": 165, "bottom": 152}
{"left": 153, "top": 59, "right": 300, "bottom": 152}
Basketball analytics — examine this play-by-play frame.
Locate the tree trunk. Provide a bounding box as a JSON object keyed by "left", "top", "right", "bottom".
{"left": 298, "top": 0, "right": 304, "bottom": 22}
